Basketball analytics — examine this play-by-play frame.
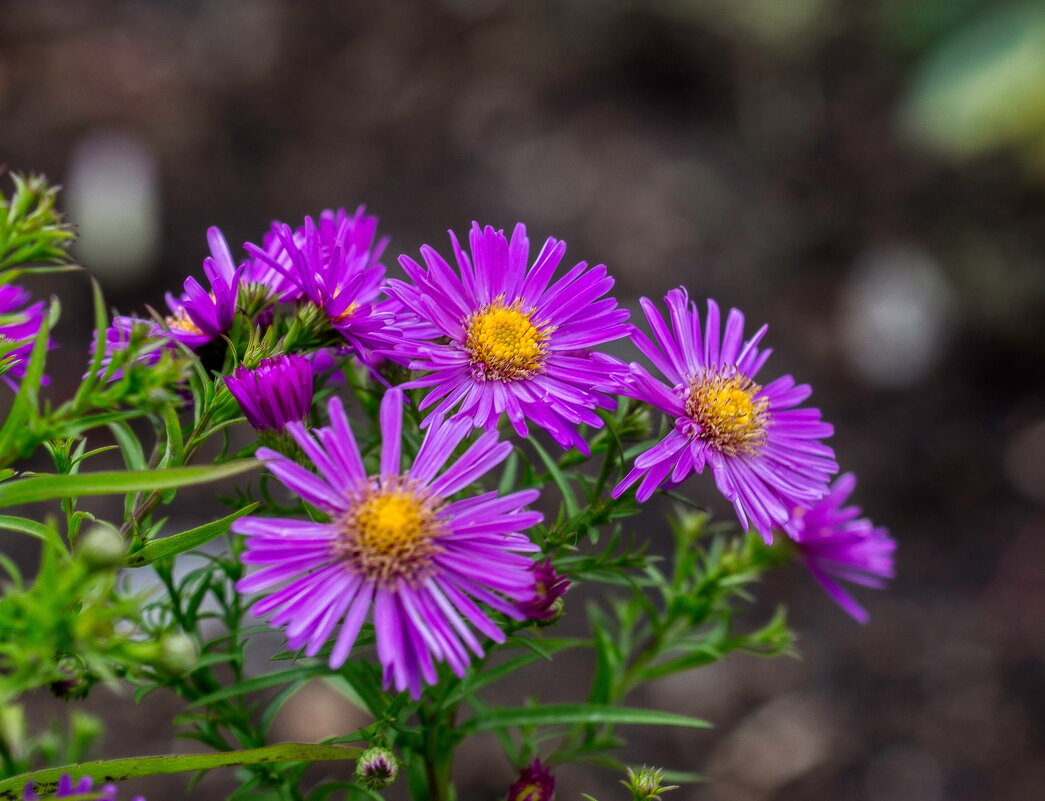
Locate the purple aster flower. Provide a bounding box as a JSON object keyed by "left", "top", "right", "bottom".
{"left": 518, "top": 559, "right": 570, "bottom": 622}
{"left": 0, "top": 283, "right": 47, "bottom": 387}
{"left": 224, "top": 354, "right": 314, "bottom": 432}
{"left": 89, "top": 315, "right": 176, "bottom": 380}
{"left": 787, "top": 473, "right": 895, "bottom": 623}
{"left": 244, "top": 208, "right": 399, "bottom": 362}
{"left": 612, "top": 288, "right": 837, "bottom": 542}
{"left": 163, "top": 227, "right": 243, "bottom": 349}
{"left": 385, "top": 222, "right": 631, "bottom": 453}
{"left": 507, "top": 759, "right": 555, "bottom": 801}
{"left": 23, "top": 773, "right": 144, "bottom": 801}
{"left": 233, "top": 388, "right": 543, "bottom": 698}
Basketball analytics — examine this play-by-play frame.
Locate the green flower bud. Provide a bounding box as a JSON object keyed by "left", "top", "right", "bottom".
{"left": 77, "top": 526, "right": 126, "bottom": 571}
{"left": 622, "top": 766, "right": 679, "bottom": 800}
{"left": 356, "top": 746, "right": 399, "bottom": 790}
{"left": 155, "top": 633, "right": 199, "bottom": 676}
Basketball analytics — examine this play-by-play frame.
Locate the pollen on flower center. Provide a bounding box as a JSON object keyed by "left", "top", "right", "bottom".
{"left": 166, "top": 308, "right": 203, "bottom": 336}
{"left": 334, "top": 484, "right": 443, "bottom": 585}
{"left": 464, "top": 297, "right": 550, "bottom": 381}
{"left": 684, "top": 371, "right": 770, "bottom": 456}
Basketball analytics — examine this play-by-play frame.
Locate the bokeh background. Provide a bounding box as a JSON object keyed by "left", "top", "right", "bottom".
{"left": 2, "top": 0, "right": 1045, "bottom": 799}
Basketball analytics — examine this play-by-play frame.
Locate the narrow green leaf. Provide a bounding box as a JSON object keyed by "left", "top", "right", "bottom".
{"left": 126, "top": 503, "right": 259, "bottom": 567}
{"left": 0, "top": 743, "right": 363, "bottom": 799}
{"left": 108, "top": 422, "right": 147, "bottom": 472}
{"left": 443, "top": 639, "right": 583, "bottom": 707}
{"left": 0, "top": 461, "right": 260, "bottom": 507}
{"left": 0, "top": 514, "right": 61, "bottom": 544}
{"left": 188, "top": 666, "right": 327, "bottom": 708}
{"left": 530, "top": 438, "right": 579, "bottom": 518}
{"left": 462, "top": 704, "right": 711, "bottom": 733}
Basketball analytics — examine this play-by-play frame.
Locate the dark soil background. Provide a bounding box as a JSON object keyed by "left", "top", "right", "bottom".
{"left": 2, "top": 1, "right": 1044, "bottom": 799}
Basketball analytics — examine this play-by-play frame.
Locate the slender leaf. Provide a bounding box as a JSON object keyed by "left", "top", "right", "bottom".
{"left": 0, "top": 461, "right": 260, "bottom": 507}
{"left": 126, "top": 504, "right": 259, "bottom": 567}
{"left": 0, "top": 743, "right": 363, "bottom": 799}
{"left": 462, "top": 704, "right": 711, "bottom": 733}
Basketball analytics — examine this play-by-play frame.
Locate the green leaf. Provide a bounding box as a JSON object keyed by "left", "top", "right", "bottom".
{"left": 188, "top": 666, "right": 328, "bottom": 708}
{"left": 442, "top": 639, "right": 583, "bottom": 707}
{"left": 530, "top": 438, "right": 579, "bottom": 518}
{"left": 0, "top": 514, "right": 62, "bottom": 545}
{"left": 0, "top": 743, "right": 363, "bottom": 799}
{"left": 462, "top": 704, "right": 711, "bottom": 733}
{"left": 0, "top": 461, "right": 260, "bottom": 507}
{"left": 125, "top": 503, "right": 259, "bottom": 567}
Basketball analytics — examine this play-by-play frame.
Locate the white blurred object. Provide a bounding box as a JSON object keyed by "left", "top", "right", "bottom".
{"left": 66, "top": 130, "right": 160, "bottom": 285}
{"left": 839, "top": 244, "right": 952, "bottom": 388}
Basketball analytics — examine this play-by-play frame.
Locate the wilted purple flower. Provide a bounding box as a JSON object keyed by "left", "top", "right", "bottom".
{"left": 507, "top": 759, "right": 555, "bottom": 801}
{"left": 613, "top": 288, "right": 837, "bottom": 542}
{"left": 518, "top": 559, "right": 570, "bottom": 622}
{"left": 245, "top": 208, "right": 399, "bottom": 362}
{"left": 787, "top": 473, "right": 895, "bottom": 623}
{"left": 234, "top": 389, "right": 543, "bottom": 698}
{"left": 163, "top": 227, "right": 243, "bottom": 348}
{"left": 0, "top": 283, "right": 47, "bottom": 387}
{"left": 224, "top": 354, "right": 314, "bottom": 432}
{"left": 386, "top": 222, "right": 630, "bottom": 453}
{"left": 23, "top": 773, "right": 144, "bottom": 801}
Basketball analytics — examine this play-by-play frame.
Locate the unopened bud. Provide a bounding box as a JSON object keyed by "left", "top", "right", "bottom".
{"left": 622, "top": 765, "right": 678, "bottom": 800}
{"left": 78, "top": 526, "right": 126, "bottom": 571}
{"left": 156, "top": 633, "right": 198, "bottom": 676}
{"left": 356, "top": 746, "right": 399, "bottom": 790}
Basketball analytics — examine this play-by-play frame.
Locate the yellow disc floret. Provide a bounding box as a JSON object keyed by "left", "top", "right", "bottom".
{"left": 335, "top": 483, "right": 443, "bottom": 585}
{"left": 166, "top": 308, "right": 204, "bottom": 336}
{"left": 685, "top": 371, "right": 770, "bottom": 456}
{"left": 464, "top": 296, "right": 551, "bottom": 381}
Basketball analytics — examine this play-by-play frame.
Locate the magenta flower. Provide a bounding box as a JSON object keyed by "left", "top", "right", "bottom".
{"left": 90, "top": 315, "right": 175, "bottom": 380}
{"left": 23, "top": 773, "right": 143, "bottom": 801}
{"left": 233, "top": 389, "right": 542, "bottom": 698}
{"left": 0, "top": 283, "right": 47, "bottom": 387}
{"left": 245, "top": 208, "right": 399, "bottom": 362}
{"left": 788, "top": 473, "right": 895, "bottom": 623}
{"left": 507, "top": 759, "right": 555, "bottom": 801}
{"left": 613, "top": 288, "right": 837, "bottom": 542}
{"left": 386, "top": 222, "right": 630, "bottom": 453}
{"left": 224, "top": 354, "right": 314, "bottom": 432}
{"left": 163, "top": 227, "right": 243, "bottom": 349}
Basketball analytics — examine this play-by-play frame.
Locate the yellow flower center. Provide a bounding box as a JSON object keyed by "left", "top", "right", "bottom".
{"left": 334, "top": 484, "right": 443, "bottom": 585}
{"left": 464, "top": 297, "right": 550, "bottom": 381}
{"left": 685, "top": 371, "right": 769, "bottom": 456}
{"left": 165, "top": 309, "right": 203, "bottom": 336}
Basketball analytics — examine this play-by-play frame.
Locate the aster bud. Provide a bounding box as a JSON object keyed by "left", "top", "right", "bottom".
{"left": 518, "top": 560, "right": 570, "bottom": 624}
{"left": 77, "top": 525, "right": 126, "bottom": 571}
{"left": 621, "top": 766, "right": 678, "bottom": 800}
{"left": 355, "top": 746, "right": 399, "bottom": 790}
{"left": 507, "top": 759, "right": 555, "bottom": 801}
{"left": 155, "top": 633, "right": 198, "bottom": 676}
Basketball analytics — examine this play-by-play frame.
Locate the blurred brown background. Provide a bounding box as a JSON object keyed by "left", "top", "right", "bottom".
{"left": 2, "top": 0, "right": 1045, "bottom": 799}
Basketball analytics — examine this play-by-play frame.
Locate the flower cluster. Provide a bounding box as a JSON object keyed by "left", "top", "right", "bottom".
{"left": 80, "top": 206, "right": 892, "bottom": 698}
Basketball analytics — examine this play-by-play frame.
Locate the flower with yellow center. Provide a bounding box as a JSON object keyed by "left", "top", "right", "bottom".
{"left": 165, "top": 308, "right": 204, "bottom": 337}
{"left": 685, "top": 370, "right": 770, "bottom": 456}
{"left": 334, "top": 483, "right": 443, "bottom": 586}
{"left": 464, "top": 297, "right": 551, "bottom": 381}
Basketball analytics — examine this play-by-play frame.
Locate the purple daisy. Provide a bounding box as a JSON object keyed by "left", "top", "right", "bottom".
{"left": 224, "top": 354, "right": 314, "bottom": 432}
{"left": 385, "top": 222, "right": 630, "bottom": 453}
{"left": 233, "top": 388, "right": 542, "bottom": 698}
{"left": 244, "top": 208, "right": 399, "bottom": 362}
{"left": 787, "top": 473, "right": 895, "bottom": 623}
{"left": 612, "top": 288, "right": 837, "bottom": 542}
{"left": 163, "top": 227, "right": 243, "bottom": 349}
{"left": 23, "top": 773, "right": 144, "bottom": 801}
{"left": 0, "top": 283, "right": 47, "bottom": 387}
